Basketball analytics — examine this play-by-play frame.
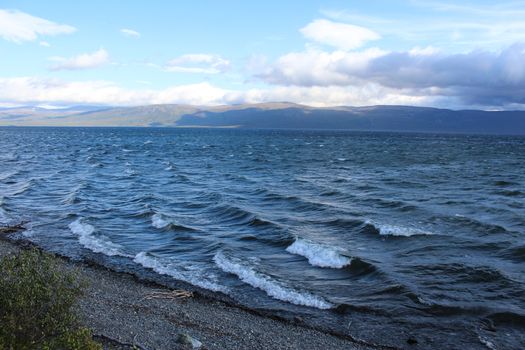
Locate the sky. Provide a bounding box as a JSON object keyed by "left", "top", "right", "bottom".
{"left": 1, "top": 0, "right": 525, "bottom": 109}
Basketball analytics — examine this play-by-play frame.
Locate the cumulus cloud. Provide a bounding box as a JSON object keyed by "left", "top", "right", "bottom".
{"left": 257, "top": 48, "right": 387, "bottom": 86}
{"left": 120, "top": 28, "right": 140, "bottom": 38}
{"left": 165, "top": 54, "right": 231, "bottom": 74}
{"left": 300, "top": 19, "right": 380, "bottom": 50}
{"left": 0, "top": 9, "right": 75, "bottom": 43}
{"left": 256, "top": 43, "right": 525, "bottom": 107}
{"left": 49, "top": 49, "right": 110, "bottom": 71}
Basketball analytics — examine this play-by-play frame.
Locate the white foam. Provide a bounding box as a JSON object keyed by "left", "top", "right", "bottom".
{"left": 124, "top": 168, "right": 137, "bottom": 176}
{"left": 286, "top": 238, "right": 351, "bottom": 268}
{"left": 213, "top": 252, "right": 332, "bottom": 309}
{"left": 368, "top": 221, "right": 432, "bottom": 237}
{"left": 69, "top": 219, "right": 131, "bottom": 257}
{"left": 134, "top": 252, "right": 226, "bottom": 292}
{"left": 151, "top": 213, "right": 170, "bottom": 229}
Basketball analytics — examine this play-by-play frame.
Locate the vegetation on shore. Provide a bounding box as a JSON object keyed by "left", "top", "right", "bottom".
{"left": 0, "top": 248, "right": 101, "bottom": 349}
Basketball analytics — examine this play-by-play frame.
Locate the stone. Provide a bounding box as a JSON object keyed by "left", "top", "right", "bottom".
{"left": 177, "top": 333, "right": 203, "bottom": 349}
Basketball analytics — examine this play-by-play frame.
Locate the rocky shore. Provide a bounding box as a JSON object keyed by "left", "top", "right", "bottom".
{"left": 0, "top": 237, "right": 378, "bottom": 350}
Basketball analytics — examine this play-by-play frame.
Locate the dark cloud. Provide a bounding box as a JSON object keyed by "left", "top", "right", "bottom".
{"left": 259, "top": 43, "right": 525, "bottom": 107}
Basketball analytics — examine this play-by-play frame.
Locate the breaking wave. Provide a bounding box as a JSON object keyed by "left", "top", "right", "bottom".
{"left": 151, "top": 213, "right": 198, "bottom": 231}
{"left": 213, "top": 252, "right": 332, "bottom": 309}
{"left": 366, "top": 220, "right": 434, "bottom": 237}
{"left": 134, "top": 252, "right": 226, "bottom": 292}
{"left": 69, "top": 219, "right": 131, "bottom": 257}
{"left": 286, "top": 238, "right": 351, "bottom": 268}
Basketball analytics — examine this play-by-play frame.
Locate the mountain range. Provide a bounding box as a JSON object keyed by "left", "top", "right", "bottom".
{"left": 1, "top": 102, "right": 524, "bottom": 134}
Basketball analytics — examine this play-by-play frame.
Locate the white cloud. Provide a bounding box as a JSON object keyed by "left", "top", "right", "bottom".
{"left": 320, "top": 4, "right": 525, "bottom": 52}
{"left": 300, "top": 19, "right": 380, "bottom": 50}
{"left": 409, "top": 46, "right": 441, "bottom": 56}
{"left": 257, "top": 48, "right": 387, "bottom": 86}
{"left": 39, "top": 40, "right": 50, "bottom": 47}
{"left": 256, "top": 43, "right": 525, "bottom": 107}
{"left": 0, "top": 9, "right": 75, "bottom": 43}
{"left": 120, "top": 28, "right": 140, "bottom": 38}
{"left": 165, "top": 54, "right": 231, "bottom": 74}
{"left": 0, "top": 76, "right": 435, "bottom": 108}
{"left": 0, "top": 77, "right": 230, "bottom": 106}
{"left": 49, "top": 49, "right": 110, "bottom": 71}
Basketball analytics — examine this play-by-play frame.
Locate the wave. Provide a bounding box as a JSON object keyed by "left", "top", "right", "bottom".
{"left": 61, "top": 183, "right": 85, "bottom": 205}
{"left": 286, "top": 238, "right": 351, "bottom": 269}
{"left": 151, "top": 213, "right": 198, "bottom": 231}
{"left": 124, "top": 168, "right": 137, "bottom": 176}
{"left": 69, "top": 219, "right": 131, "bottom": 257}
{"left": 5, "top": 180, "right": 32, "bottom": 197}
{"left": 366, "top": 220, "right": 434, "bottom": 237}
{"left": 493, "top": 189, "right": 523, "bottom": 197}
{"left": 0, "top": 197, "right": 8, "bottom": 223}
{"left": 441, "top": 215, "right": 508, "bottom": 235}
{"left": 213, "top": 252, "right": 332, "bottom": 309}
{"left": 493, "top": 180, "right": 518, "bottom": 187}
{"left": 500, "top": 244, "right": 525, "bottom": 262}
{"left": 209, "top": 204, "right": 256, "bottom": 225}
{"left": 0, "top": 170, "right": 18, "bottom": 181}
{"left": 134, "top": 252, "right": 226, "bottom": 292}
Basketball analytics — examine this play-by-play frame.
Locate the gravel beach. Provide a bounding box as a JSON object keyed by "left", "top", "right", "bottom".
{"left": 0, "top": 238, "right": 379, "bottom": 350}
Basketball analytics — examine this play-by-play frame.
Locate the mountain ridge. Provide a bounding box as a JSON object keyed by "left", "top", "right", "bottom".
{"left": 1, "top": 103, "right": 524, "bottom": 134}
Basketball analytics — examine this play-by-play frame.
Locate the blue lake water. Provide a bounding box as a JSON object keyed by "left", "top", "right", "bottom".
{"left": 1, "top": 127, "right": 524, "bottom": 349}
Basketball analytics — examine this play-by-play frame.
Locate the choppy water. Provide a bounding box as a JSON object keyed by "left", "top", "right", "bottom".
{"left": 1, "top": 127, "right": 524, "bottom": 349}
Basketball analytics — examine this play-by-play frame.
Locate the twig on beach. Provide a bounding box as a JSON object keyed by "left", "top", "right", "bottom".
{"left": 94, "top": 333, "right": 149, "bottom": 350}
{"left": 143, "top": 289, "right": 193, "bottom": 300}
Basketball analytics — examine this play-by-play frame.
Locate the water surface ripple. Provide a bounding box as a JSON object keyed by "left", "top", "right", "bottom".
{"left": 1, "top": 127, "right": 524, "bottom": 349}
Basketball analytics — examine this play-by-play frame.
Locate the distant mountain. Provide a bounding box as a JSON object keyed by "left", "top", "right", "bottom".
{"left": 1, "top": 103, "right": 524, "bottom": 134}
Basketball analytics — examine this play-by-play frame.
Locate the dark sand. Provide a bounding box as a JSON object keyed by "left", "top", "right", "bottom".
{"left": 0, "top": 238, "right": 382, "bottom": 350}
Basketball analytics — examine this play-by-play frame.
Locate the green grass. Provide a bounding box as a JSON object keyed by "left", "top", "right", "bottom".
{"left": 0, "top": 248, "right": 101, "bottom": 350}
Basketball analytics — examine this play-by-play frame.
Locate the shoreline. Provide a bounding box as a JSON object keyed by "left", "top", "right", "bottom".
{"left": 0, "top": 236, "right": 382, "bottom": 350}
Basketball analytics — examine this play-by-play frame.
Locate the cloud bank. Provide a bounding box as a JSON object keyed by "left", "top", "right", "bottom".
{"left": 257, "top": 43, "right": 525, "bottom": 108}
{"left": 0, "top": 76, "right": 431, "bottom": 108}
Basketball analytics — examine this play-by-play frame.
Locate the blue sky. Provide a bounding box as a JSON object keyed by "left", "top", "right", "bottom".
{"left": 1, "top": 0, "right": 525, "bottom": 109}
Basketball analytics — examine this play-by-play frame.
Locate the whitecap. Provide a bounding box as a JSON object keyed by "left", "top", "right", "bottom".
{"left": 286, "top": 238, "right": 351, "bottom": 268}
{"left": 134, "top": 252, "right": 226, "bottom": 292}
{"left": 144, "top": 140, "right": 153, "bottom": 145}
{"left": 69, "top": 219, "right": 131, "bottom": 257}
{"left": 124, "top": 168, "right": 137, "bottom": 176}
{"left": 213, "top": 252, "right": 332, "bottom": 309}
{"left": 367, "top": 220, "right": 433, "bottom": 237}
{"left": 151, "top": 213, "right": 170, "bottom": 229}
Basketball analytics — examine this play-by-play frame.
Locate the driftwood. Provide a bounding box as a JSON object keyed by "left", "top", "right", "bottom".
{"left": 143, "top": 289, "right": 193, "bottom": 300}
{"left": 94, "top": 333, "right": 149, "bottom": 350}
